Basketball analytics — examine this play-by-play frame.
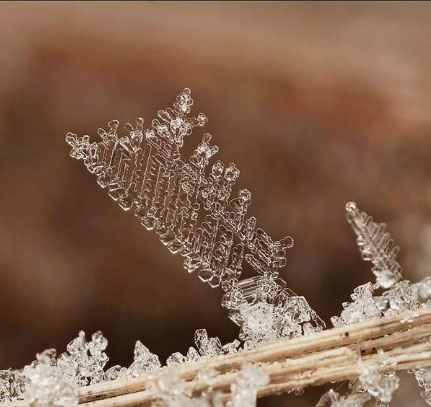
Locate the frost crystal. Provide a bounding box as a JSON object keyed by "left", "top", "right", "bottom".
{"left": 195, "top": 329, "right": 223, "bottom": 358}
{"left": 57, "top": 331, "right": 108, "bottom": 386}
{"left": 412, "top": 368, "right": 431, "bottom": 405}
{"left": 331, "top": 283, "right": 381, "bottom": 327}
{"left": 357, "top": 358, "right": 399, "bottom": 403}
{"left": 332, "top": 204, "right": 431, "bottom": 328}
{"left": 106, "top": 340, "right": 161, "bottom": 380}
{"left": 149, "top": 366, "right": 223, "bottom": 407}
{"left": 229, "top": 364, "right": 269, "bottom": 407}
{"left": 346, "top": 202, "right": 402, "bottom": 289}
{"left": 411, "top": 276, "right": 431, "bottom": 305}
{"left": 167, "top": 329, "right": 236, "bottom": 366}
{"left": 316, "top": 389, "right": 371, "bottom": 407}
{"left": 23, "top": 350, "right": 78, "bottom": 407}
{"left": 0, "top": 331, "right": 163, "bottom": 405}
{"left": 66, "top": 88, "right": 324, "bottom": 343}
{"left": 0, "top": 369, "right": 26, "bottom": 403}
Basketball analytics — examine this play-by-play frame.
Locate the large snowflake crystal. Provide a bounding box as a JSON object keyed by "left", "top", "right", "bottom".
{"left": 66, "top": 88, "right": 324, "bottom": 343}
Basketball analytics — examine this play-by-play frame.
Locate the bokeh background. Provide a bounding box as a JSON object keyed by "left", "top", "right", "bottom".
{"left": 0, "top": 2, "right": 430, "bottom": 405}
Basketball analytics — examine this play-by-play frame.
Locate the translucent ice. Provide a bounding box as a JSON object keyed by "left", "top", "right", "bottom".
{"left": 66, "top": 88, "right": 323, "bottom": 340}
{"left": 229, "top": 364, "right": 269, "bottom": 407}
{"left": 346, "top": 202, "right": 402, "bottom": 289}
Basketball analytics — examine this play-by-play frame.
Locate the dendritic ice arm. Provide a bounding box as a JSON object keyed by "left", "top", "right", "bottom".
{"left": 345, "top": 202, "right": 402, "bottom": 288}
{"left": 65, "top": 88, "right": 324, "bottom": 344}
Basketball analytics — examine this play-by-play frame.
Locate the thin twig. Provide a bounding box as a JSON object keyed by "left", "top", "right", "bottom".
{"left": 11, "top": 308, "right": 431, "bottom": 407}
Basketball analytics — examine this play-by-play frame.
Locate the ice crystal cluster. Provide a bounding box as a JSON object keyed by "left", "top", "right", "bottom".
{"left": 65, "top": 88, "right": 324, "bottom": 347}
{"left": 332, "top": 203, "right": 430, "bottom": 330}
{"left": 326, "top": 202, "right": 431, "bottom": 406}
{"left": 0, "top": 328, "right": 241, "bottom": 407}
{"left": 1, "top": 89, "right": 430, "bottom": 407}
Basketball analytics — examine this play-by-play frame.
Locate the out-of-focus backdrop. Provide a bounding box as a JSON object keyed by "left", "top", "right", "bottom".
{"left": 0, "top": 2, "right": 430, "bottom": 405}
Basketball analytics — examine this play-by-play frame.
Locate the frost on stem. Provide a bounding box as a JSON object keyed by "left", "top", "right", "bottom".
{"left": 228, "top": 364, "right": 269, "bottom": 407}
{"left": 105, "top": 340, "right": 161, "bottom": 380}
{"left": 23, "top": 350, "right": 78, "bottom": 407}
{"left": 148, "top": 366, "right": 224, "bottom": 407}
{"left": 332, "top": 203, "right": 431, "bottom": 328}
{"left": 167, "top": 329, "right": 239, "bottom": 366}
{"left": 345, "top": 202, "right": 402, "bottom": 289}
{"left": 331, "top": 282, "right": 381, "bottom": 327}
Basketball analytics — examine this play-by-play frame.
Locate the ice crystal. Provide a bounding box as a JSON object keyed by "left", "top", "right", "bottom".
{"left": 412, "top": 276, "right": 431, "bottom": 305}
{"left": 0, "top": 331, "right": 163, "bottom": 405}
{"left": 228, "top": 364, "right": 269, "bottom": 407}
{"left": 167, "top": 329, "right": 237, "bottom": 366}
{"left": 357, "top": 358, "right": 399, "bottom": 404}
{"left": 66, "top": 88, "right": 324, "bottom": 343}
{"left": 222, "top": 339, "right": 241, "bottom": 354}
{"left": 331, "top": 283, "right": 381, "bottom": 327}
{"left": 0, "top": 89, "right": 419, "bottom": 407}
{"left": 0, "top": 369, "right": 26, "bottom": 403}
{"left": 23, "top": 350, "right": 78, "bottom": 407}
{"left": 195, "top": 329, "right": 223, "bottom": 358}
{"left": 346, "top": 202, "right": 402, "bottom": 289}
{"left": 56, "top": 331, "right": 109, "bottom": 386}
{"left": 332, "top": 204, "right": 431, "bottom": 328}
{"left": 105, "top": 340, "right": 161, "bottom": 380}
{"left": 316, "top": 389, "right": 371, "bottom": 407}
{"left": 412, "top": 368, "right": 431, "bottom": 405}
{"left": 149, "top": 366, "right": 223, "bottom": 407}
{"left": 331, "top": 203, "right": 431, "bottom": 405}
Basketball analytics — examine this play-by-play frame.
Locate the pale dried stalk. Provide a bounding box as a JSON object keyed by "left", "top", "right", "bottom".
{"left": 11, "top": 308, "right": 431, "bottom": 407}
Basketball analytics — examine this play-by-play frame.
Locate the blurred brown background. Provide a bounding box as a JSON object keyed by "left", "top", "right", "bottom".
{"left": 0, "top": 2, "right": 430, "bottom": 405}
